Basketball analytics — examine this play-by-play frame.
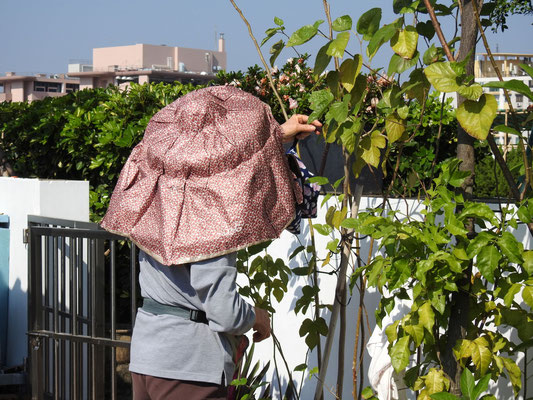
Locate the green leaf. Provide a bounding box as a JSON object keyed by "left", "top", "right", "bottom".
{"left": 385, "top": 320, "right": 400, "bottom": 343}
{"left": 416, "top": 20, "right": 435, "bottom": 40}
{"left": 357, "top": 8, "right": 382, "bottom": 40}
{"left": 361, "top": 386, "right": 375, "bottom": 399}
{"left": 385, "top": 113, "right": 406, "bottom": 143}
{"left": 424, "top": 62, "right": 460, "bottom": 92}
{"left": 339, "top": 55, "right": 363, "bottom": 92}
{"left": 340, "top": 218, "right": 358, "bottom": 229}
{"left": 457, "top": 83, "right": 483, "bottom": 100}
{"left": 493, "top": 124, "right": 520, "bottom": 136}
{"left": 502, "top": 357, "right": 522, "bottom": 395}
{"left": 503, "top": 283, "right": 521, "bottom": 307}
{"left": 308, "top": 89, "right": 334, "bottom": 123}
{"left": 367, "top": 22, "right": 400, "bottom": 60}
{"left": 484, "top": 79, "right": 533, "bottom": 102}
{"left": 472, "top": 374, "right": 491, "bottom": 400}
{"left": 287, "top": 23, "right": 320, "bottom": 47}
{"left": 313, "top": 42, "right": 332, "bottom": 78}
{"left": 388, "top": 51, "right": 419, "bottom": 76}
{"left": 326, "top": 238, "right": 339, "bottom": 253}
{"left": 274, "top": 16, "right": 284, "bottom": 26}
{"left": 326, "top": 96, "right": 351, "bottom": 123}
{"left": 430, "top": 393, "right": 458, "bottom": 400}
{"left": 262, "top": 27, "right": 280, "bottom": 46}
{"left": 270, "top": 40, "right": 285, "bottom": 67}
{"left": 523, "top": 251, "right": 533, "bottom": 276}
{"left": 467, "top": 231, "right": 494, "bottom": 258}
{"left": 471, "top": 337, "right": 492, "bottom": 376}
{"left": 523, "top": 286, "right": 533, "bottom": 308}
{"left": 498, "top": 231, "right": 523, "bottom": 264}
{"left": 327, "top": 32, "right": 351, "bottom": 58}
{"left": 423, "top": 44, "right": 441, "bottom": 65}
{"left": 332, "top": 15, "right": 352, "bottom": 32}
{"left": 308, "top": 176, "right": 329, "bottom": 185}
{"left": 477, "top": 245, "right": 501, "bottom": 283}
{"left": 460, "top": 368, "right": 475, "bottom": 400}
{"left": 390, "top": 336, "right": 410, "bottom": 373}
{"left": 393, "top": 0, "right": 417, "bottom": 13}
{"left": 456, "top": 94, "right": 498, "bottom": 140}
{"left": 313, "top": 223, "right": 333, "bottom": 236}
{"left": 390, "top": 26, "right": 418, "bottom": 59}
{"left": 360, "top": 131, "right": 386, "bottom": 168}
{"left": 520, "top": 63, "right": 533, "bottom": 79}
{"left": 404, "top": 323, "right": 424, "bottom": 347}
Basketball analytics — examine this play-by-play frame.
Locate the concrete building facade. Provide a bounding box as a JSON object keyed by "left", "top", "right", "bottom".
{"left": 1, "top": 35, "right": 227, "bottom": 102}
{"left": 0, "top": 73, "right": 80, "bottom": 103}
{"left": 474, "top": 53, "right": 533, "bottom": 149}
{"left": 69, "top": 35, "right": 226, "bottom": 89}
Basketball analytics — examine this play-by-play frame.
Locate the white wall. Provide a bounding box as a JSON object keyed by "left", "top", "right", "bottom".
{"left": 247, "top": 196, "right": 531, "bottom": 400}
{"left": 0, "top": 178, "right": 89, "bottom": 367}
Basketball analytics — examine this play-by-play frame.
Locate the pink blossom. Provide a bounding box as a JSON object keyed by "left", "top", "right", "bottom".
{"left": 289, "top": 98, "right": 298, "bottom": 110}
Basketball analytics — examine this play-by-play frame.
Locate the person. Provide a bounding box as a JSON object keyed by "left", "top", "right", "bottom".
{"left": 101, "top": 85, "right": 321, "bottom": 399}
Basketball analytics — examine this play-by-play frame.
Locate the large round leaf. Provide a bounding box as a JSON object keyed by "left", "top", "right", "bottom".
{"left": 424, "top": 62, "right": 460, "bottom": 93}
{"left": 357, "top": 8, "right": 382, "bottom": 40}
{"left": 390, "top": 26, "right": 418, "bottom": 59}
{"left": 456, "top": 94, "right": 497, "bottom": 140}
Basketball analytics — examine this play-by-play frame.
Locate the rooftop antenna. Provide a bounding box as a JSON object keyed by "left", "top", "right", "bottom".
{"left": 496, "top": 43, "right": 500, "bottom": 53}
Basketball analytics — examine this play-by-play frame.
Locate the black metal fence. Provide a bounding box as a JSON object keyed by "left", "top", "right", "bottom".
{"left": 27, "top": 215, "right": 138, "bottom": 400}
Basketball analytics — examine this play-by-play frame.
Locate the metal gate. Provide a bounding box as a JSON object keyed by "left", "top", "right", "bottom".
{"left": 27, "top": 215, "right": 138, "bottom": 400}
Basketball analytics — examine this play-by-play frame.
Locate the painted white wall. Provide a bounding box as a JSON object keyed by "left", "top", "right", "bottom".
{"left": 246, "top": 196, "right": 532, "bottom": 400}
{"left": 0, "top": 178, "right": 89, "bottom": 367}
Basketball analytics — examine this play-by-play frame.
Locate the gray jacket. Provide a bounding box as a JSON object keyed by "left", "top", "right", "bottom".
{"left": 129, "top": 251, "right": 256, "bottom": 385}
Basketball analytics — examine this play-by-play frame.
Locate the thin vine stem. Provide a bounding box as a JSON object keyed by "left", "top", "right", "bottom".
{"left": 228, "top": 0, "right": 288, "bottom": 121}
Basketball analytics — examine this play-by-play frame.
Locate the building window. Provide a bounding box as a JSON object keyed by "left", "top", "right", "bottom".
{"left": 0, "top": 84, "right": 4, "bottom": 94}
{"left": 515, "top": 95, "right": 523, "bottom": 102}
{"left": 66, "top": 83, "right": 79, "bottom": 93}
{"left": 488, "top": 86, "right": 499, "bottom": 92}
{"left": 34, "top": 82, "right": 62, "bottom": 93}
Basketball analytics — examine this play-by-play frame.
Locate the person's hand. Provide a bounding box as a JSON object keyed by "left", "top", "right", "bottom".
{"left": 280, "top": 114, "right": 322, "bottom": 144}
{"left": 252, "top": 307, "right": 271, "bottom": 342}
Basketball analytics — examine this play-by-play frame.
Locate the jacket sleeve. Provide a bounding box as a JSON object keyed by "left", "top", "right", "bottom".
{"left": 189, "top": 253, "right": 256, "bottom": 335}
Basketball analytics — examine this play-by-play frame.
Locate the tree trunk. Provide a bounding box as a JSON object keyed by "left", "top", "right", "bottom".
{"left": 441, "top": 0, "right": 482, "bottom": 393}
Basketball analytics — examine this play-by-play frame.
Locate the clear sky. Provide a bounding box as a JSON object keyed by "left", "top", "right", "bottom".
{"left": 1, "top": 0, "right": 531, "bottom": 76}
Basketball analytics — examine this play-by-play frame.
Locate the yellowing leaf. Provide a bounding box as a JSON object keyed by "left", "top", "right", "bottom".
{"left": 327, "top": 32, "right": 351, "bottom": 58}
{"left": 404, "top": 323, "right": 424, "bottom": 347}
{"left": 502, "top": 357, "right": 522, "bottom": 395}
{"left": 471, "top": 337, "right": 492, "bottom": 376}
{"left": 424, "top": 368, "right": 450, "bottom": 394}
{"left": 418, "top": 301, "right": 435, "bottom": 333}
{"left": 523, "top": 286, "right": 533, "bottom": 309}
{"left": 424, "top": 62, "right": 460, "bottom": 93}
{"left": 339, "top": 55, "right": 363, "bottom": 92}
{"left": 391, "top": 26, "right": 418, "bottom": 59}
{"left": 456, "top": 94, "right": 498, "bottom": 140}
{"left": 386, "top": 113, "right": 406, "bottom": 143}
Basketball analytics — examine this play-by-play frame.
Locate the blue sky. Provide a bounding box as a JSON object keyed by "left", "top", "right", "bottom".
{"left": 1, "top": 0, "right": 531, "bottom": 75}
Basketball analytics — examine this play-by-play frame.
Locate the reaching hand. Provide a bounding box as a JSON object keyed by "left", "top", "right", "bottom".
{"left": 252, "top": 307, "right": 271, "bottom": 342}
{"left": 280, "top": 114, "right": 322, "bottom": 144}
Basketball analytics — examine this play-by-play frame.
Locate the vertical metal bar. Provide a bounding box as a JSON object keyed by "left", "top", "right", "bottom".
{"left": 53, "top": 236, "right": 59, "bottom": 400}
{"left": 28, "top": 226, "right": 44, "bottom": 400}
{"left": 111, "top": 240, "right": 117, "bottom": 400}
{"left": 89, "top": 239, "right": 95, "bottom": 400}
{"left": 60, "top": 236, "right": 66, "bottom": 399}
{"left": 93, "top": 238, "right": 105, "bottom": 400}
{"left": 69, "top": 236, "right": 75, "bottom": 400}
{"left": 44, "top": 234, "right": 50, "bottom": 394}
{"left": 130, "top": 242, "right": 137, "bottom": 328}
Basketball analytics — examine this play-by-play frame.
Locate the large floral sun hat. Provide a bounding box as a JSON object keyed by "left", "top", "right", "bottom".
{"left": 101, "top": 85, "right": 302, "bottom": 266}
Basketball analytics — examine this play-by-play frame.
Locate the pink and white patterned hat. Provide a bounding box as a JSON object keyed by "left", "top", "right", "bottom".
{"left": 100, "top": 85, "right": 301, "bottom": 266}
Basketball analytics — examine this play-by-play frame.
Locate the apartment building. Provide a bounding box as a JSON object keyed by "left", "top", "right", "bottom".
{"left": 0, "top": 35, "right": 227, "bottom": 102}
{"left": 68, "top": 35, "right": 226, "bottom": 89}
{"left": 475, "top": 53, "right": 533, "bottom": 149}
{"left": 0, "top": 73, "right": 80, "bottom": 102}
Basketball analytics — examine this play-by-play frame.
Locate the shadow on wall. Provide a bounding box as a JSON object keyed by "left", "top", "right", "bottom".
{"left": 6, "top": 278, "right": 26, "bottom": 368}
